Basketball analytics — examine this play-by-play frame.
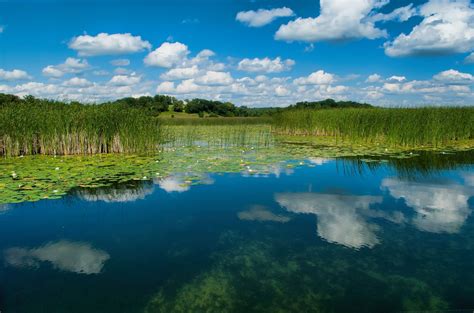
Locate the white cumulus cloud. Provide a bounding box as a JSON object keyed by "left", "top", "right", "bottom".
{"left": 237, "top": 57, "right": 295, "bottom": 73}
{"left": 160, "top": 65, "right": 199, "bottom": 80}
{"left": 275, "top": 0, "right": 388, "bottom": 42}
{"left": 294, "top": 70, "right": 335, "bottom": 85}
{"left": 384, "top": 0, "right": 474, "bottom": 57}
{"left": 0, "top": 69, "right": 31, "bottom": 81}
{"left": 433, "top": 69, "right": 474, "bottom": 83}
{"left": 236, "top": 7, "right": 294, "bottom": 27}
{"left": 108, "top": 74, "right": 141, "bottom": 86}
{"left": 69, "top": 33, "right": 151, "bottom": 57}
{"left": 42, "top": 58, "right": 89, "bottom": 78}
{"left": 195, "top": 71, "right": 234, "bottom": 86}
{"left": 144, "top": 42, "right": 189, "bottom": 68}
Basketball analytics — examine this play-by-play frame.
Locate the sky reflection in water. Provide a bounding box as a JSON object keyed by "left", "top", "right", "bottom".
{"left": 0, "top": 155, "right": 473, "bottom": 313}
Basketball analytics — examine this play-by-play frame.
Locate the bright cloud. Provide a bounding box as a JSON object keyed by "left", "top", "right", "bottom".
{"left": 384, "top": 0, "right": 474, "bottom": 57}
{"left": 366, "top": 73, "right": 382, "bottom": 83}
{"left": 0, "top": 69, "right": 31, "bottom": 81}
{"left": 370, "top": 4, "right": 417, "bottom": 23}
{"left": 195, "top": 71, "right": 233, "bottom": 86}
{"left": 42, "top": 58, "right": 89, "bottom": 78}
{"left": 69, "top": 33, "right": 151, "bottom": 56}
{"left": 275, "top": 0, "right": 389, "bottom": 42}
{"left": 294, "top": 70, "right": 335, "bottom": 85}
{"left": 237, "top": 57, "right": 295, "bottom": 73}
{"left": 144, "top": 42, "right": 189, "bottom": 68}
{"left": 108, "top": 74, "right": 141, "bottom": 86}
{"left": 433, "top": 69, "right": 474, "bottom": 83}
{"left": 160, "top": 65, "right": 199, "bottom": 80}
{"left": 62, "top": 77, "right": 92, "bottom": 87}
{"left": 388, "top": 76, "right": 407, "bottom": 82}
{"left": 236, "top": 7, "right": 294, "bottom": 27}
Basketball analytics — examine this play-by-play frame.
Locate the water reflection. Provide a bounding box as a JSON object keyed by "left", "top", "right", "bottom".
{"left": 275, "top": 193, "right": 383, "bottom": 249}
{"left": 75, "top": 181, "right": 154, "bottom": 203}
{"left": 154, "top": 173, "right": 214, "bottom": 193}
{"left": 382, "top": 178, "right": 473, "bottom": 234}
{"left": 4, "top": 240, "right": 110, "bottom": 274}
{"left": 0, "top": 204, "right": 9, "bottom": 214}
{"left": 307, "top": 157, "right": 331, "bottom": 166}
{"left": 238, "top": 205, "right": 291, "bottom": 223}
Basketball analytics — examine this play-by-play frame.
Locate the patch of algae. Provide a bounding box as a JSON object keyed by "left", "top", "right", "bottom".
{"left": 144, "top": 232, "right": 448, "bottom": 313}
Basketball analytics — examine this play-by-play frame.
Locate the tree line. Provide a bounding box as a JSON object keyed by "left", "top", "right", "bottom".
{"left": 0, "top": 93, "right": 373, "bottom": 118}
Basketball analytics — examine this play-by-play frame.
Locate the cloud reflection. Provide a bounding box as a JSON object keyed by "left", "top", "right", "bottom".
{"left": 275, "top": 193, "right": 383, "bottom": 249}
{"left": 155, "top": 173, "right": 214, "bottom": 193}
{"left": 4, "top": 240, "right": 110, "bottom": 275}
{"left": 238, "top": 205, "right": 291, "bottom": 223}
{"left": 382, "top": 178, "right": 473, "bottom": 234}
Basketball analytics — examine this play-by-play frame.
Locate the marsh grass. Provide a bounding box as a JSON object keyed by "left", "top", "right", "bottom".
{"left": 273, "top": 107, "right": 474, "bottom": 147}
{"left": 162, "top": 124, "right": 274, "bottom": 148}
{"left": 0, "top": 101, "right": 161, "bottom": 156}
{"left": 159, "top": 116, "right": 272, "bottom": 126}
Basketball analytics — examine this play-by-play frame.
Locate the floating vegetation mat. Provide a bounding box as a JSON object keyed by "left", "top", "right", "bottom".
{"left": 1, "top": 125, "right": 473, "bottom": 205}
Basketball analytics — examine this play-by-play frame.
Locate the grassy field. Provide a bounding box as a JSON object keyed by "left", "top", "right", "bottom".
{"left": 0, "top": 100, "right": 161, "bottom": 156}
{"left": 273, "top": 107, "right": 474, "bottom": 147}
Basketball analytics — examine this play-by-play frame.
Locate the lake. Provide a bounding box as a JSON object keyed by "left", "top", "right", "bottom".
{"left": 1, "top": 138, "right": 474, "bottom": 312}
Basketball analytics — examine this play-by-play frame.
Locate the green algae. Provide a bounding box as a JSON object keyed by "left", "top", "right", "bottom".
{"left": 144, "top": 232, "right": 448, "bottom": 313}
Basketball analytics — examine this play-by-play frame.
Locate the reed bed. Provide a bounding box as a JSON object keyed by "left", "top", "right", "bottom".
{"left": 0, "top": 101, "right": 161, "bottom": 156}
{"left": 273, "top": 107, "right": 474, "bottom": 147}
{"left": 162, "top": 124, "right": 274, "bottom": 148}
{"left": 159, "top": 116, "right": 272, "bottom": 126}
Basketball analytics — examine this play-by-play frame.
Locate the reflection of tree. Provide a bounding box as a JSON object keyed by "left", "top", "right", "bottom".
{"left": 382, "top": 178, "right": 473, "bottom": 234}
{"left": 74, "top": 181, "right": 154, "bottom": 203}
{"left": 4, "top": 240, "right": 110, "bottom": 275}
{"left": 275, "top": 193, "right": 383, "bottom": 249}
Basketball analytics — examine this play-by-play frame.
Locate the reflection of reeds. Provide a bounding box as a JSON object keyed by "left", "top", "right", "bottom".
{"left": 0, "top": 101, "right": 162, "bottom": 156}
{"left": 159, "top": 116, "right": 272, "bottom": 126}
{"left": 273, "top": 107, "right": 474, "bottom": 147}
{"left": 162, "top": 125, "right": 274, "bottom": 148}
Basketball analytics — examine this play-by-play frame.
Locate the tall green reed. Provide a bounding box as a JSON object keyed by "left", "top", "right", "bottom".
{"left": 0, "top": 100, "right": 161, "bottom": 156}
{"left": 273, "top": 107, "right": 474, "bottom": 147}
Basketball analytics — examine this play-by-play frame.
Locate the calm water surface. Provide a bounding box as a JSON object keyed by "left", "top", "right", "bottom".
{"left": 1, "top": 153, "right": 474, "bottom": 313}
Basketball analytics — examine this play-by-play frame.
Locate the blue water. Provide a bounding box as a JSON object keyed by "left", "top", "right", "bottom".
{"left": 1, "top": 157, "right": 474, "bottom": 313}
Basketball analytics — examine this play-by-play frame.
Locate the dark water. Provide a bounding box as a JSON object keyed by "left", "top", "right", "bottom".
{"left": 1, "top": 155, "right": 474, "bottom": 313}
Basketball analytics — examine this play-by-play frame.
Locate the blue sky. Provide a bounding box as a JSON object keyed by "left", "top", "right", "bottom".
{"left": 0, "top": 0, "right": 473, "bottom": 107}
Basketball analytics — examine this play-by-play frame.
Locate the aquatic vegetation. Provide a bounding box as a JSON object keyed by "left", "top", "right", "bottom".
{"left": 273, "top": 107, "right": 474, "bottom": 147}
{"left": 238, "top": 205, "right": 291, "bottom": 223}
{"left": 0, "top": 99, "right": 161, "bottom": 156}
{"left": 1, "top": 126, "right": 473, "bottom": 205}
{"left": 145, "top": 232, "right": 449, "bottom": 313}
